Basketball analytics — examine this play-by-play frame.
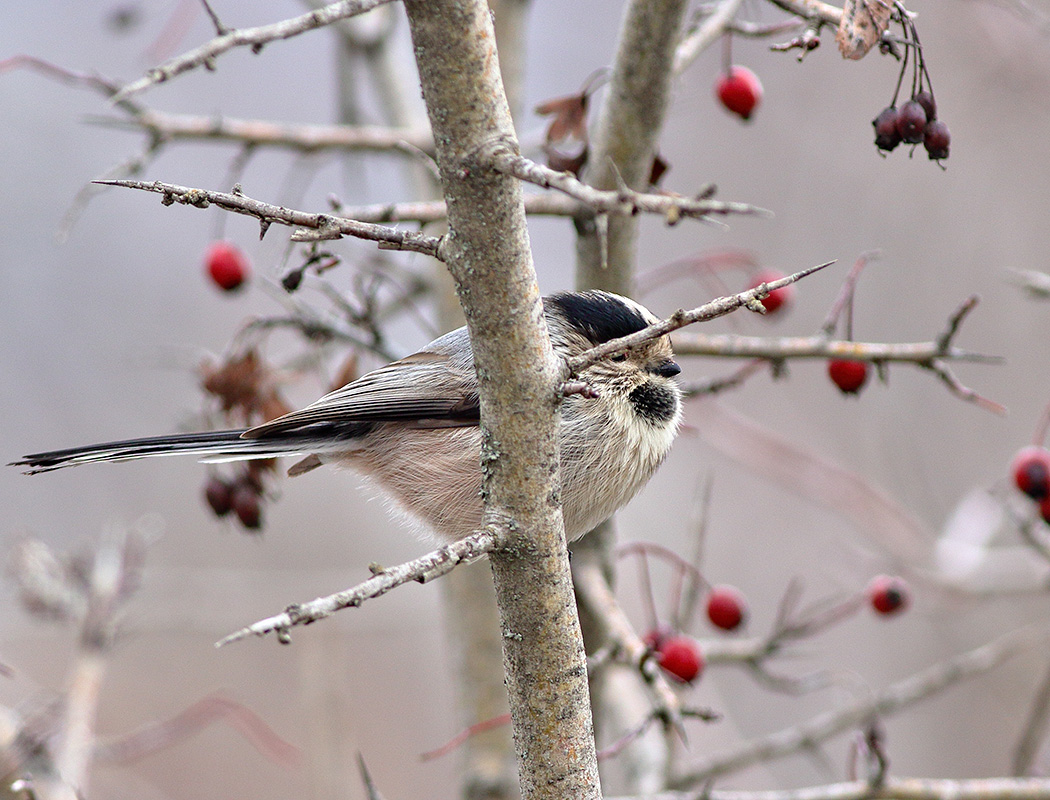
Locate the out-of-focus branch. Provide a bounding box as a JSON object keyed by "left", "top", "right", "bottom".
{"left": 112, "top": 0, "right": 396, "bottom": 102}
{"left": 674, "top": 0, "right": 747, "bottom": 75}
{"left": 672, "top": 332, "right": 997, "bottom": 364}
{"left": 670, "top": 626, "right": 1044, "bottom": 787}
{"left": 610, "top": 776, "right": 1050, "bottom": 800}
{"left": 95, "top": 110, "right": 433, "bottom": 155}
{"left": 1014, "top": 656, "right": 1050, "bottom": 775}
{"left": 94, "top": 179, "right": 443, "bottom": 257}
{"left": 572, "top": 549, "right": 684, "bottom": 728}
{"left": 217, "top": 529, "right": 499, "bottom": 646}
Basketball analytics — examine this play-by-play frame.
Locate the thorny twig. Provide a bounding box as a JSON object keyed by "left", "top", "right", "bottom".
{"left": 217, "top": 529, "right": 499, "bottom": 646}
{"left": 94, "top": 179, "right": 443, "bottom": 257}
{"left": 488, "top": 148, "right": 772, "bottom": 225}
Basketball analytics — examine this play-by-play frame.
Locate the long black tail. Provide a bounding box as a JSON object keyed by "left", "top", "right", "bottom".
{"left": 11, "top": 429, "right": 314, "bottom": 474}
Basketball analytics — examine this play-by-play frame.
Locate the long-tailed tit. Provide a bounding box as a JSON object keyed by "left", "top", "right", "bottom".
{"left": 13, "top": 290, "right": 682, "bottom": 542}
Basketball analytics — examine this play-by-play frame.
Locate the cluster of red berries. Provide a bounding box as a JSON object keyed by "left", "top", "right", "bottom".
{"left": 204, "top": 241, "right": 251, "bottom": 292}
{"left": 1011, "top": 445, "right": 1050, "bottom": 522}
{"left": 715, "top": 65, "right": 762, "bottom": 122}
{"left": 204, "top": 467, "right": 266, "bottom": 530}
{"left": 873, "top": 90, "right": 950, "bottom": 162}
{"left": 868, "top": 574, "right": 910, "bottom": 616}
{"left": 642, "top": 584, "right": 748, "bottom": 684}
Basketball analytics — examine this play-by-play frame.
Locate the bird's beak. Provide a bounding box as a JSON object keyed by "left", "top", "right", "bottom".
{"left": 652, "top": 360, "right": 681, "bottom": 378}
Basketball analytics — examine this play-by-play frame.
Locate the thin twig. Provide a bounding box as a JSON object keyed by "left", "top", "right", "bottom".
{"left": 216, "top": 529, "right": 500, "bottom": 646}
{"left": 112, "top": 0, "right": 396, "bottom": 102}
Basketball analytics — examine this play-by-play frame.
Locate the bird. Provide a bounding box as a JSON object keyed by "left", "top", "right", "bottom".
{"left": 12, "top": 290, "right": 682, "bottom": 542}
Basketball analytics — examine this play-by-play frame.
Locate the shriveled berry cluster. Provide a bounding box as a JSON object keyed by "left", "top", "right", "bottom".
{"left": 204, "top": 464, "right": 268, "bottom": 531}
{"left": 873, "top": 91, "right": 949, "bottom": 162}
{"left": 871, "top": 17, "right": 949, "bottom": 163}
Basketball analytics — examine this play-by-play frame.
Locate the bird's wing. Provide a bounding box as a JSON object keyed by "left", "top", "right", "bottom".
{"left": 243, "top": 340, "right": 479, "bottom": 439}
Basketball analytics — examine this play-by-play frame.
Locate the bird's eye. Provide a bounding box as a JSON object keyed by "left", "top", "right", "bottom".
{"left": 611, "top": 353, "right": 627, "bottom": 363}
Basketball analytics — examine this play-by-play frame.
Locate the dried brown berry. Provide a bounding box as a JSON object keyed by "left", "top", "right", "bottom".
{"left": 204, "top": 476, "right": 234, "bottom": 517}
{"left": 923, "top": 120, "right": 950, "bottom": 161}
{"left": 914, "top": 90, "right": 937, "bottom": 122}
{"left": 896, "top": 101, "right": 927, "bottom": 144}
{"left": 872, "top": 106, "right": 901, "bottom": 152}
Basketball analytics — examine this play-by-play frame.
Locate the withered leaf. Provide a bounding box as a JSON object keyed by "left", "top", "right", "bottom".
{"left": 836, "top": 0, "right": 893, "bottom": 60}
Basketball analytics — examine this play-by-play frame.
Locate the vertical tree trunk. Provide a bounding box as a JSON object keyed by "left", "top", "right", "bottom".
{"left": 403, "top": 2, "right": 601, "bottom": 799}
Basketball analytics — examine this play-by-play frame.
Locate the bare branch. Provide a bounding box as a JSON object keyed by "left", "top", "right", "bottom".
{"left": 488, "top": 148, "right": 772, "bottom": 224}
{"left": 674, "top": 0, "right": 748, "bottom": 75}
{"left": 572, "top": 550, "right": 686, "bottom": 732}
{"left": 217, "top": 529, "right": 500, "bottom": 646}
{"left": 565, "top": 262, "right": 833, "bottom": 375}
{"left": 94, "top": 179, "right": 443, "bottom": 257}
{"left": 671, "top": 333, "right": 999, "bottom": 364}
{"left": 670, "top": 626, "right": 1044, "bottom": 787}
{"left": 95, "top": 109, "right": 434, "bottom": 155}
{"left": 1014, "top": 659, "right": 1050, "bottom": 776}
{"left": 112, "top": 0, "right": 397, "bottom": 103}
{"left": 611, "top": 776, "right": 1050, "bottom": 800}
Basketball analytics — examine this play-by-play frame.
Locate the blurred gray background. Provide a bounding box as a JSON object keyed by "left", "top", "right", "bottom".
{"left": 4, "top": 1, "right": 1050, "bottom": 798}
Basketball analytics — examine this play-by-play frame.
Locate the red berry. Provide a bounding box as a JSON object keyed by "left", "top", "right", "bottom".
{"left": 1011, "top": 446, "right": 1050, "bottom": 500}
{"left": 205, "top": 241, "right": 250, "bottom": 292}
{"left": 868, "top": 575, "right": 910, "bottom": 615}
{"left": 896, "top": 101, "right": 927, "bottom": 144}
{"left": 715, "top": 66, "right": 763, "bottom": 121}
{"left": 204, "top": 476, "right": 234, "bottom": 517}
{"left": 828, "top": 359, "right": 869, "bottom": 395}
{"left": 748, "top": 270, "right": 794, "bottom": 314}
{"left": 923, "top": 120, "right": 950, "bottom": 161}
{"left": 706, "top": 585, "right": 748, "bottom": 631}
{"left": 655, "top": 636, "right": 704, "bottom": 683}
{"left": 231, "top": 483, "right": 262, "bottom": 530}
{"left": 914, "top": 90, "right": 937, "bottom": 122}
{"left": 872, "top": 106, "right": 902, "bottom": 152}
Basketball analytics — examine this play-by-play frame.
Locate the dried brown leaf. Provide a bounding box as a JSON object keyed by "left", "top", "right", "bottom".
{"left": 836, "top": 0, "right": 893, "bottom": 60}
